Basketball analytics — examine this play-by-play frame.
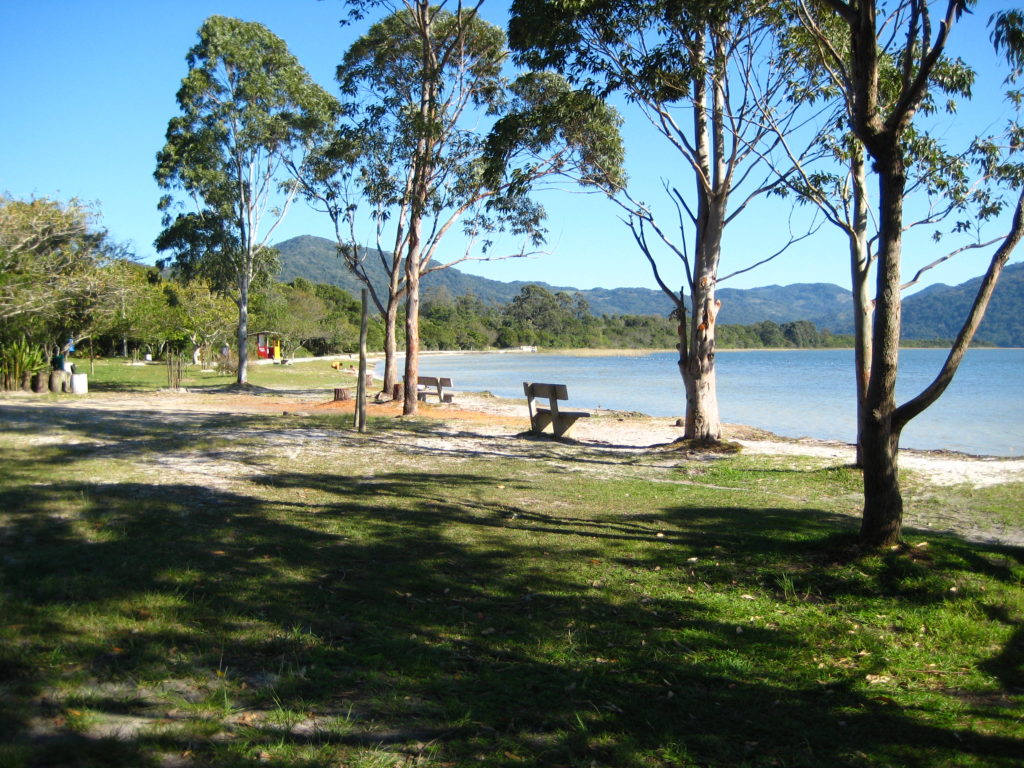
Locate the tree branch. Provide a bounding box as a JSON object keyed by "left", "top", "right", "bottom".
{"left": 894, "top": 187, "right": 1024, "bottom": 430}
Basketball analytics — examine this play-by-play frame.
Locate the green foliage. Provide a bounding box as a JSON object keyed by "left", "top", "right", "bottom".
{"left": 0, "top": 337, "right": 48, "bottom": 390}
{"left": 483, "top": 70, "right": 626, "bottom": 195}
{"left": 332, "top": 5, "right": 549, "bottom": 264}
{"left": 0, "top": 195, "right": 124, "bottom": 348}
{"left": 295, "top": 2, "right": 625, "bottom": 398}
{"left": 716, "top": 320, "right": 850, "bottom": 349}
{"left": 154, "top": 12, "right": 336, "bottom": 275}
{"left": 163, "top": 280, "right": 238, "bottom": 363}
{"left": 250, "top": 279, "right": 385, "bottom": 357}
{"left": 420, "top": 291, "right": 497, "bottom": 350}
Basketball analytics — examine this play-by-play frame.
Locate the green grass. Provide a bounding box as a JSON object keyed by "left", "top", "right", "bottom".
{"left": 78, "top": 355, "right": 362, "bottom": 393}
{"left": 0, "top": 389, "right": 1021, "bottom": 767}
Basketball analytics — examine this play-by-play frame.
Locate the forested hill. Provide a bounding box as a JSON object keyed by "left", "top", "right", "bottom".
{"left": 275, "top": 235, "right": 1024, "bottom": 346}
{"left": 274, "top": 235, "right": 853, "bottom": 322}
{"left": 901, "top": 262, "right": 1024, "bottom": 347}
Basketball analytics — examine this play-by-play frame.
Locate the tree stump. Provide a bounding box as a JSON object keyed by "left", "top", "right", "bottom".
{"left": 49, "top": 370, "right": 69, "bottom": 393}
{"left": 333, "top": 387, "right": 350, "bottom": 402}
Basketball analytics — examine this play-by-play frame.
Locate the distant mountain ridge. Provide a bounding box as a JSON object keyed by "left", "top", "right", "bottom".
{"left": 274, "top": 235, "right": 1024, "bottom": 346}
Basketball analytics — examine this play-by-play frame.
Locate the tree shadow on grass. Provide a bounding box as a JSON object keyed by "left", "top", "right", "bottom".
{"left": 2, "top": 462, "right": 1021, "bottom": 766}
{"left": 2, "top": 399, "right": 1023, "bottom": 766}
{"left": 0, "top": 401, "right": 271, "bottom": 445}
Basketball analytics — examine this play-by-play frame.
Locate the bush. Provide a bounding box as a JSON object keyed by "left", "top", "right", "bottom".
{"left": 0, "top": 337, "right": 48, "bottom": 390}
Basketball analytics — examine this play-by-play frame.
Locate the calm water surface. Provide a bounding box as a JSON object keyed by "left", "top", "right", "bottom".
{"left": 388, "top": 348, "right": 1024, "bottom": 456}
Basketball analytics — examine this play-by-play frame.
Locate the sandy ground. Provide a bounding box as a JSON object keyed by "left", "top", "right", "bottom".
{"left": 13, "top": 385, "right": 1023, "bottom": 490}
{"left": 439, "top": 393, "right": 1024, "bottom": 489}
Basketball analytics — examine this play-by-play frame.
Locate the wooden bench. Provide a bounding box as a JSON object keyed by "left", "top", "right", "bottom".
{"left": 523, "top": 382, "right": 590, "bottom": 438}
{"left": 415, "top": 376, "right": 454, "bottom": 403}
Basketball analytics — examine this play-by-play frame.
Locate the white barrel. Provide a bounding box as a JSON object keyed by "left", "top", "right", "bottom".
{"left": 70, "top": 373, "right": 88, "bottom": 394}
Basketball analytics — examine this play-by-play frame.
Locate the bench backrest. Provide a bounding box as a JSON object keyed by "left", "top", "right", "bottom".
{"left": 523, "top": 382, "right": 568, "bottom": 401}
{"left": 418, "top": 376, "right": 452, "bottom": 388}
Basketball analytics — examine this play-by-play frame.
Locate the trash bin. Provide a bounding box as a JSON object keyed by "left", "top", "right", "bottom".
{"left": 70, "top": 373, "right": 88, "bottom": 394}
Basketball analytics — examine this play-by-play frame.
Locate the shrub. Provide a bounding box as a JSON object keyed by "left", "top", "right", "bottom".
{"left": 0, "top": 337, "right": 48, "bottom": 390}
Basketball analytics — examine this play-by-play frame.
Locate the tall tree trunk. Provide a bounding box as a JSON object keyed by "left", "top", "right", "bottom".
{"left": 859, "top": 148, "right": 906, "bottom": 547}
{"left": 681, "top": 185, "right": 724, "bottom": 441}
{"left": 402, "top": 0, "right": 434, "bottom": 417}
{"left": 381, "top": 293, "right": 400, "bottom": 396}
{"left": 859, "top": 411, "right": 903, "bottom": 546}
{"left": 849, "top": 151, "right": 872, "bottom": 467}
{"left": 677, "top": 38, "right": 725, "bottom": 443}
{"left": 237, "top": 272, "right": 250, "bottom": 386}
{"left": 682, "top": 272, "right": 721, "bottom": 440}
{"left": 403, "top": 245, "right": 421, "bottom": 415}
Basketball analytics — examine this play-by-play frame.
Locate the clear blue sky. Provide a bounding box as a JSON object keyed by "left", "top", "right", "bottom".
{"left": 2, "top": 0, "right": 1020, "bottom": 298}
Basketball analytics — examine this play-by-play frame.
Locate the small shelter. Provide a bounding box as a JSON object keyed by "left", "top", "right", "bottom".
{"left": 256, "top": 333, "right": 281, "bottom": 360}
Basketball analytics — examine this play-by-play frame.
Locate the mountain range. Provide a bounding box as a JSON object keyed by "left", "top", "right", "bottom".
{"left": 275, "top": 235, "right": 1024, "bottom": 346}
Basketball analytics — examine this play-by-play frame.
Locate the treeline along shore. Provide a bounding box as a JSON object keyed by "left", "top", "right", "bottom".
{"left": 275, "top": 278, "right": 966, "bottom": 357}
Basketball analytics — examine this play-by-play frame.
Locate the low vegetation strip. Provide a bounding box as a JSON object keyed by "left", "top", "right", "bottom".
{"left": 1, "top": 376, "right": 1022, "bottom": 767}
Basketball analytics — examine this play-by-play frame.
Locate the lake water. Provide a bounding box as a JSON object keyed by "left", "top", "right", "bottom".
{"left": 387, "top": 348, "right": 1024, "bottom": 457}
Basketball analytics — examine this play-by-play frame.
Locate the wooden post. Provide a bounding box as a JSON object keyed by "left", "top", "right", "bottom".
{"left": 355, "top": 288, "right": 369, "bottom": 432}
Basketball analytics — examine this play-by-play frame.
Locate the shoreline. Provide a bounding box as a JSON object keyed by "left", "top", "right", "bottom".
{"left": 386, "top": 345, "right": 1021, "bottom": 356}
{"left": 443, "top": 390, "right": 1024, "bottom": 472}
{"left": 3, "top": 386, "right": 1022, "bottom": 544}
{"left": 338, "top": 355, "right": 1022, "bottom": 460}
{"left": 264, "top": 381, "right": 1024, "bottom": 489}
{"left": 369, "top": 348, "right": 1022, "bottom": 458}
{"left": 8, "top": 385, "right": 1022, "bottom": 486}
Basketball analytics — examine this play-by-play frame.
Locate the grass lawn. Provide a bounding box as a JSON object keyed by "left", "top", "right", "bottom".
{"left": 80, "top": 355, "right": 360, "bottom": 394}
{"left": 0, "top": 360, "right": 1021, "bottom": 767}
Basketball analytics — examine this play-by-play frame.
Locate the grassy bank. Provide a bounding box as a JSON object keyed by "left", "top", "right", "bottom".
{"left": 76, "top": 356, "right": 362, "bottom": 394}
{"left": 0, "top": 376, "right": 1021, "bottom": 767}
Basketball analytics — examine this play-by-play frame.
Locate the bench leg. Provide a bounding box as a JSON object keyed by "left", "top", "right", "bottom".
{"left": 552, "top": 415, "right": 583, "bottom": 438}
{"left": 530, "top": 411, "right": 555, "bottom": 434}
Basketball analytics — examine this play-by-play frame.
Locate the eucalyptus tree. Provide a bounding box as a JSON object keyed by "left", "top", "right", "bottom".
{"left": 792, "top": 1, "right": 1024, "bottom": 546}
{"left": 776, "top": 19, "right": 990, "bottom": 466}
{"left": 155, "top": 15, "right": 338, "bottom": 385}
{"left": 509, "top": 0, "right": 823, "bottom": 440}
{"left": 299, "top": 2, "right": 622, "bottom": 413}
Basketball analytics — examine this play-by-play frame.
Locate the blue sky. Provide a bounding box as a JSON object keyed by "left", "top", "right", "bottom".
{"left": 2, "top": 0, "right": 1020, "bottom": 297}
